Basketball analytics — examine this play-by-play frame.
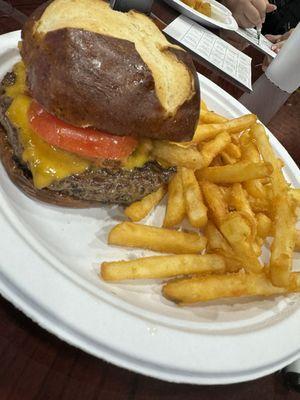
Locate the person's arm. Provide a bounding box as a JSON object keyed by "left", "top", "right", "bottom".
{"left": 222, "top": 0, "right": 276, "bottom": 28}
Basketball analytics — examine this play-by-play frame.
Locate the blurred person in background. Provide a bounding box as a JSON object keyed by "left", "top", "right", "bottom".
{"left": 220, "top": 0, "right": 299, "bottom": 68}
{"left": 262, "top": 0, "right": 300, "bottom": 65}
{"left": 263, "top": 1, "right": 299, "bottom": 68}
{"left": 221, "top": 0, "right": 299, "bottom": 31}
{"left": 262, "top": 0, "right": 300, "bottom": 34}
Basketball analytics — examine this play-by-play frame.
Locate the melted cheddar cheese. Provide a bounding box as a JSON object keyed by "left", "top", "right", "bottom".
{"left": 5, "top": 62, "right": 150, "bottom": 189}
{"left": 5, "top": 62, "right": 90, "bottom": 189}
{"left": 123, "top": 139, "right": 152, "bottom": 170}
{"left": 7, "top": 95, "right": 90, "bottom": 189}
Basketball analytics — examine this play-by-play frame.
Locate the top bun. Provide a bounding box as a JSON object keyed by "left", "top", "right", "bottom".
{"left": 21, "top": 0, "right": 200, "bottom": 141}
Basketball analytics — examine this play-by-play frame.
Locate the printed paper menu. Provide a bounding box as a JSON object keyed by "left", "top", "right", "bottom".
{"left": 164, "top": 15, "right": 252, "bottom": 91}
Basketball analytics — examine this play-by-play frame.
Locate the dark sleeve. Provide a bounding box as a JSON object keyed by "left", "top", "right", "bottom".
{"left": 262, "top": 0, "right": 300, "bottom": 35}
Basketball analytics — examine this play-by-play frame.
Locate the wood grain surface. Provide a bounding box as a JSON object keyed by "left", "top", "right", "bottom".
{"left": 0, "top": 1, "right": 299, "bottom": 399}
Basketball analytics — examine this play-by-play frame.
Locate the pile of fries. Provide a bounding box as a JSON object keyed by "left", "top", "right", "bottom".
{"left": 181, "top": 0, "right": 212, "bottom": 17}
{"left": 100, "top": 100, "right": 300, "bottom": 305}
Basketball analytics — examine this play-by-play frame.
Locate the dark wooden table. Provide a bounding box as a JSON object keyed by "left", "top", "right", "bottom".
{"left": 0, "top": 1, "right": 299, "bottom": 399}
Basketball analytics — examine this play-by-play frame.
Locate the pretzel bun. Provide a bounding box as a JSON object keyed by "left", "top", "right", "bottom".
{"left": 21, "top": 0, "right": 200, "bottom": 142}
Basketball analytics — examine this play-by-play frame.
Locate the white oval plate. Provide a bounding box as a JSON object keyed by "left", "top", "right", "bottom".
{"left": 162, "top": 0, "right": 238, "bottom": 31}
{"left": 0, "top": 31, "right": 300, "bottom": 385}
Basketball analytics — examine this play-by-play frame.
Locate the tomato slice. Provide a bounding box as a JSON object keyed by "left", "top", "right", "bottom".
{"left": 28, "top": 101, "right": 138, "bottom": 160}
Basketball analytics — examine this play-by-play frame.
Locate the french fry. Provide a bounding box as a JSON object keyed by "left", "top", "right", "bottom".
{"left": 291, "top": 272, "right": 300, "bottom": 289}
{"left": 239, "top": 129, "right": 250, "bottom": 143}
{"left": 219, "top": 212, "right": 263, "bottom": 273}
{"left": 218, "top": 185, "right": 231, "bottom": 201}
{"left": 201, "top": 181, "right": 228, "bottom": 225}
{"left": 230, "top": 183, "right": 254, "bottom": 216}
{"left": 101, "top": 254, "right": 226, "bottom": 281}
{"left": 210, "top": 156, "right": 223, "bottom": 166}
{"left": 124, "top": 186, "right": 166, "bottom": 222}
{"left": 182, "top": 0, "right": 211, "bottom": 17}
{"left": 256, "top": 213, "right": 272, "bottom": 239}
{"left": 261, "top": 177, "right": 271, "bottom": 185}
{"left": 270, "top": 194, "right": 297, "bottom": 287}
{"left": 231, "top": 132, "right": 241, "bottom": 145}
{"left": 108, "top": 222, "right": 207, "bottom": 254}
{"left": 244, "top": 179, "right": 267, "bottom": 199}
{"left": 182, "top": 0, "right": 196, "bottom": 7}
{"left": 193, "top": 114, "right": 256, "bottom": 142}
{"left": 240, "top": 135, "right": 268, "bottom": 199}
{"left": 220, "top": 151, "right": 237, "bottom": 165}
{"left": 295, "top": 230, "right": 300, "bottom": 252}
{"left": 205, "top": 222, "right": 242, "bottom": 272}
{"left": 163, "top": 270, "right": 300, "bottom": 304}
{"left": 163, "top": 171, "right": 185, "bottom": 228}
{"left": 252, "top": 123, "right": 288, "bottom": 196}
{"left": 152, "top": 141, "right": 204, "bottom": 169}
{"left": 290, "top": 188, "right": 300, "bottom": 206}
{"left": 256, "top": 236, "right": 264, "bottom": 246}
{"left": 200, "top": 110, "right": 228, "bottom": 124}
{"left": 223, "top": 143, "right": 241, "bottom": 159}
{"left": 256, "top": 237, "right": 264, "bottom": 251}
{"left": 278, "top": 159, "right": 285, "bottom": 169}
{"left": 240, "top": 135, "right": 260, "bottom": 162}
{"left": 200, "top": 99, "right": 208, "bottom": 111}
{"left": 229, "top": 183, "right": 257, "bottom": 232}
{"left": 199, "top": 131, "right": 231, "bottom": 166}
{"left": 205, "top": 222, "right": 232, "bottom": 253}
{"left": 181, "top": 167, "right": 208, "bottom": 228}
{"left": 195, "top": 1, "right": 212, "bottom": 17}
{"left": 252, "top": 241, "right": 262, "bottom": 257}
{"left": 196, "top": 162, "right": 273, "bottom": 184}
{"left": 221, "top": 142, "right": 242, "bottom": 164}
{"left": 248, "top": 196, "right": 270, "bottom": 214}
{"left": 104, "top": 103, "right": 298, "bottom": 309}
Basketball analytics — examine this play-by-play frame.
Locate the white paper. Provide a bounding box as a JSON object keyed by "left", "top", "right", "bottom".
{"left": 164, "top": 15, "right": 252, "bottom": 91}
{"left": 236, "top": 27, "right": 277, "bottom": 58}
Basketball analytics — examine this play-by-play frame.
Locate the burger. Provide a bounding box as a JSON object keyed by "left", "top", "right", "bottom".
{"left": 0, "top": 0, "right": 200, "bottom": 207}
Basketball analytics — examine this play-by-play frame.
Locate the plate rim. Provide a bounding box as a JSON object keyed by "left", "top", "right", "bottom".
{"left": 0, "top": 30, "right": 300, "bottom": 385}
{"left": 162, "top": 0, "right": 238, "bottom": 31}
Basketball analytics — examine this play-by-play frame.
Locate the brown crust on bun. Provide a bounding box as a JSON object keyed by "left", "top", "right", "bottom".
{"left": 21, "top": 3, "right": 200, "bottom": 142}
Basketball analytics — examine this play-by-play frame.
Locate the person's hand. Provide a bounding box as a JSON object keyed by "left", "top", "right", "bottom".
{"left": 223, "top": 0, "right": 277, "bottom": 28}
{"left": 265, "top": 29, "right": 295, "bottom": 53}
{"left": 262, "top": 29, "right": 294, "bottom": 71}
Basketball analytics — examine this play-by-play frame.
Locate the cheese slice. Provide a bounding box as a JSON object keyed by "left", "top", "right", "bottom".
{"left": 7, "top": 94, "right": 90, "bottom": 189}
{"left": 123, "top": 139, "right": 152, "bottom": 170}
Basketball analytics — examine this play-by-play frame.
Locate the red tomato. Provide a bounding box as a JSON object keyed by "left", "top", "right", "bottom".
{"left": 28, "top": 101, "right": 138, "bottom": 160}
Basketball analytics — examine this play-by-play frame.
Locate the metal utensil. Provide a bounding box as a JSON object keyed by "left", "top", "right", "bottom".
{"left": 256, "top": 26, "right": 261, "bottom": 45}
